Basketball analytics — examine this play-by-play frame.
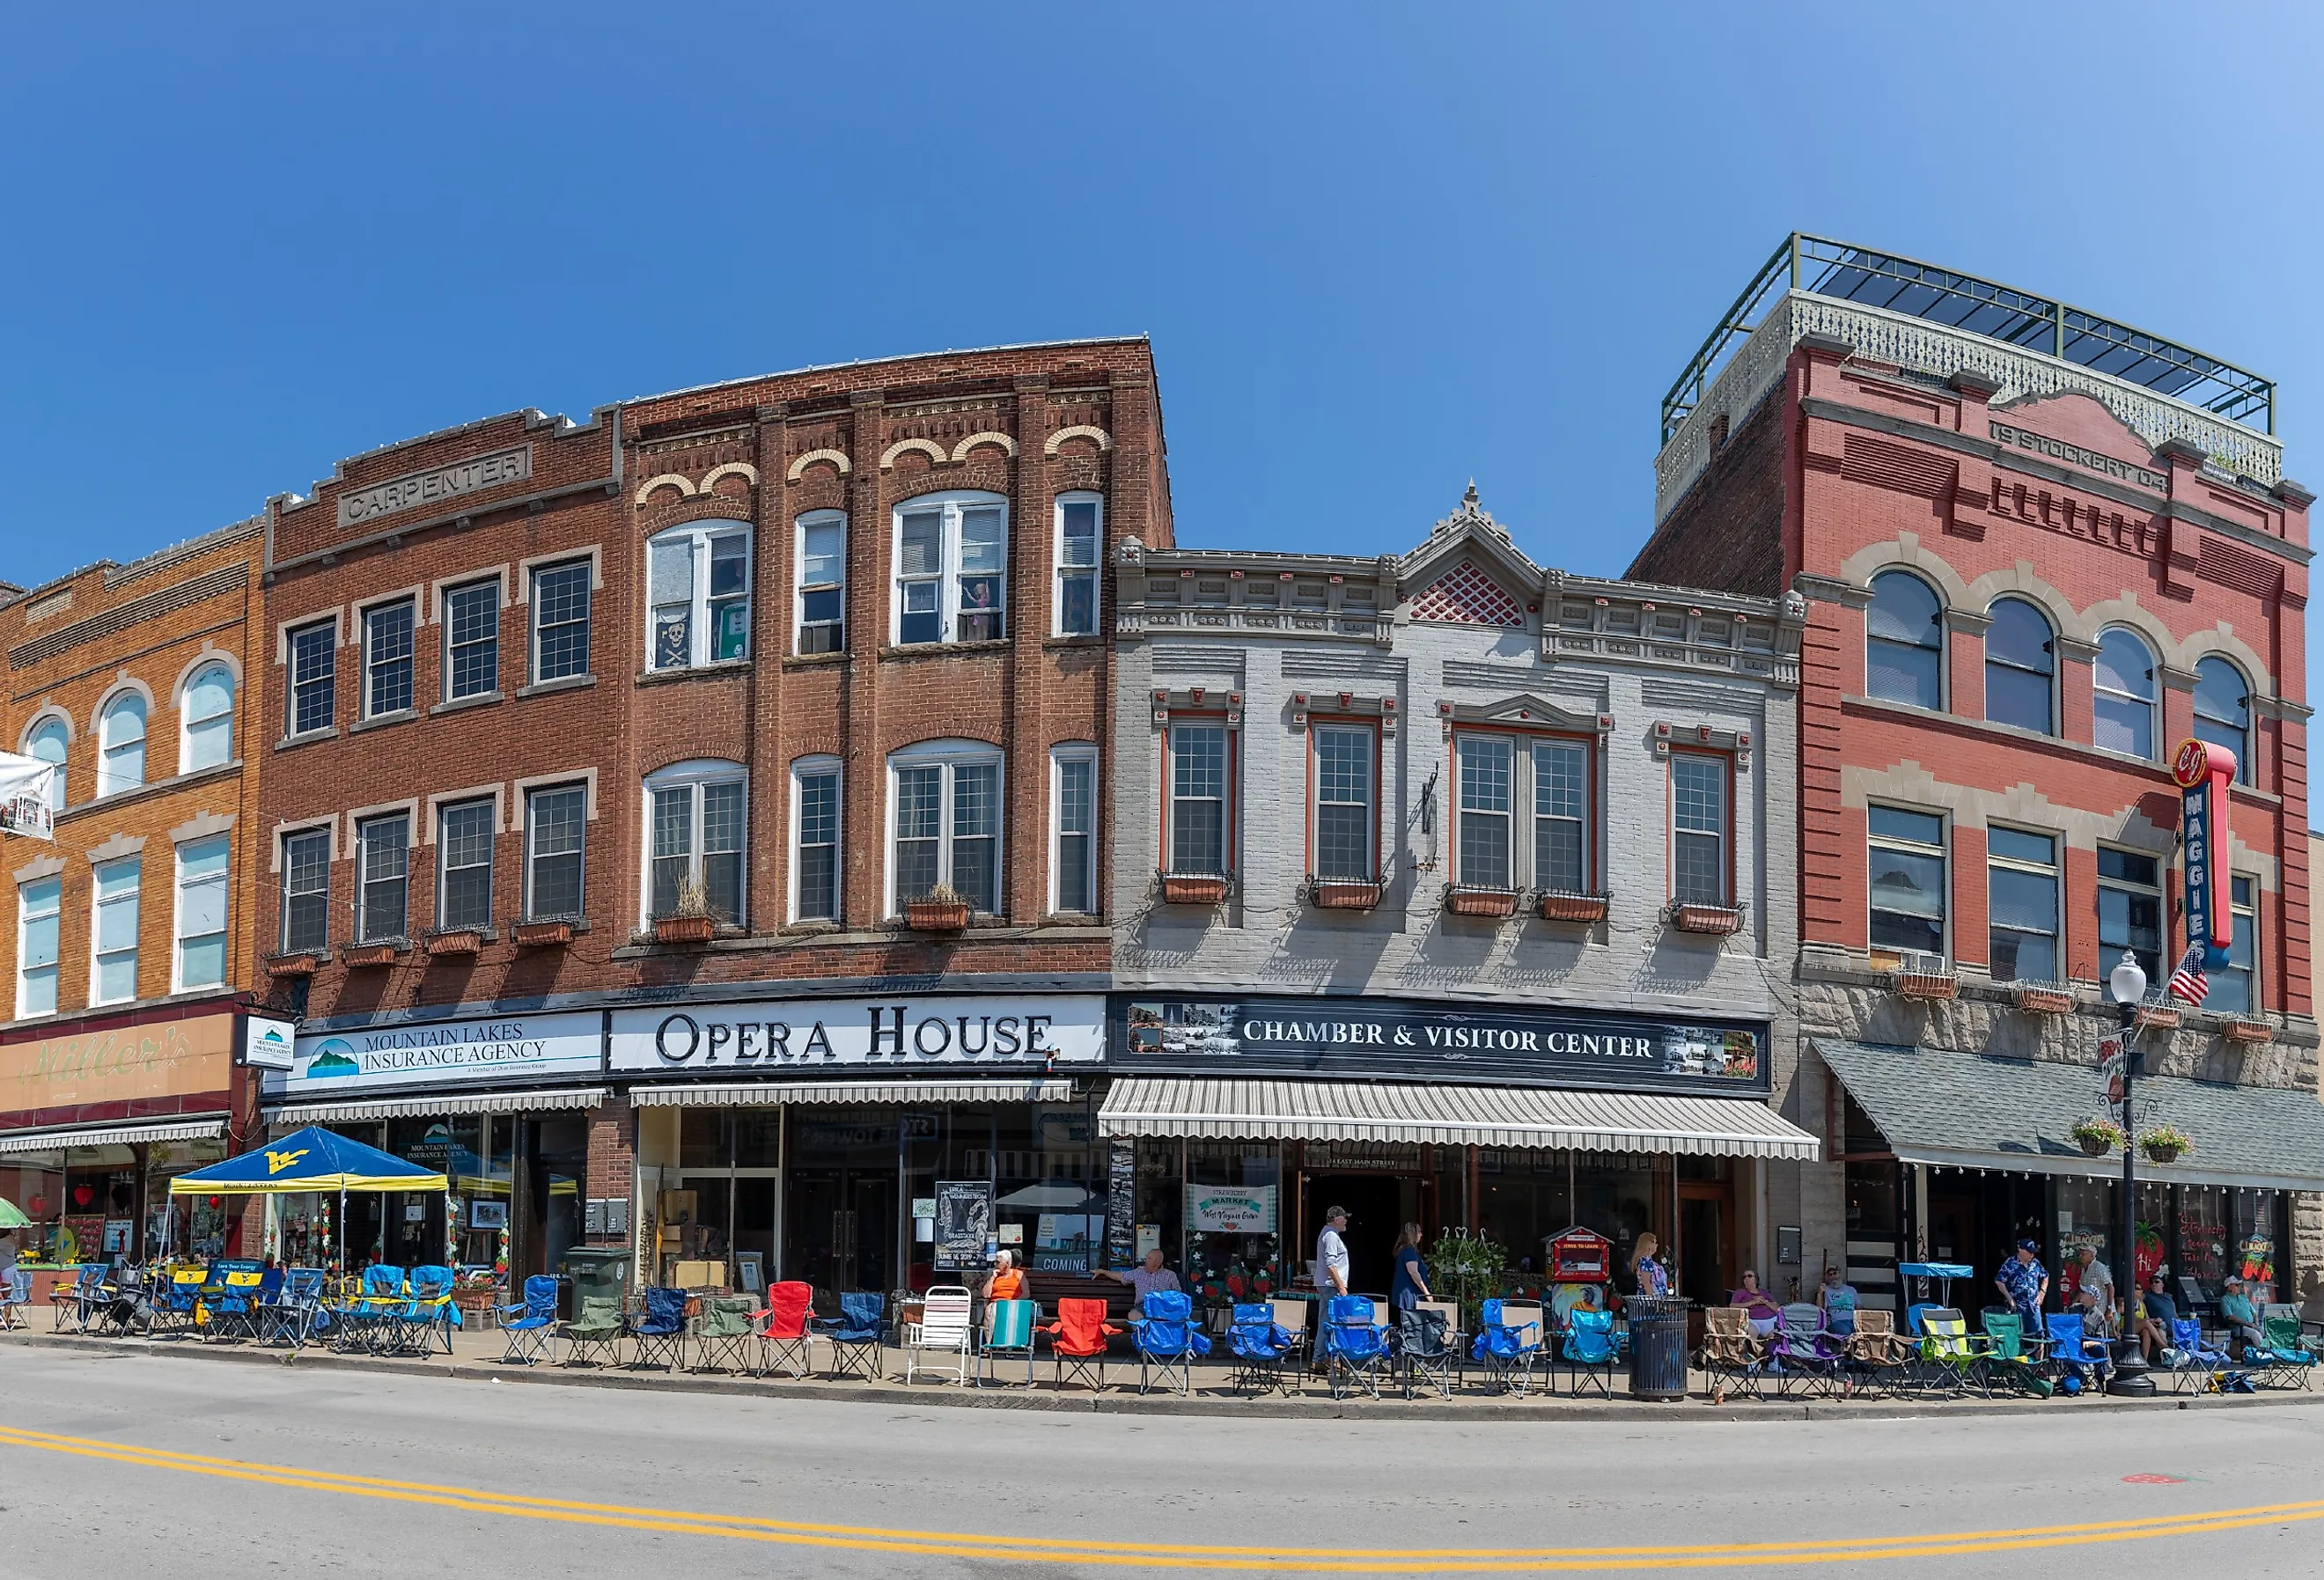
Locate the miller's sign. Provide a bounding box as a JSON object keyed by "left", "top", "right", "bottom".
{"left": 2173, "top": 738, "right": 2237, "bottom": 965}
{"left": 338, "top": 445, "right": 533, "bottom": 528}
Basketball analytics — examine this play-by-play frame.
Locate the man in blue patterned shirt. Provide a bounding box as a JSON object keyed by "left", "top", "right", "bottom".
{"left": 1994, "top": 1239, "right": 2048, "bottom": 1331}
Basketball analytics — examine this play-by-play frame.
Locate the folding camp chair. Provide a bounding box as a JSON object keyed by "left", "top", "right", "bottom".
{"left": 1973, "top": 1310, "right": 2051, "bottom": 1398}
{"left": 203, "top": 1264, "right": 268, "bottom": 1344}
{"left": 1699, "top": 1305, "right": 1768, "bottom": 1401}
{"left": 259, "top": 1268, "right": 327, "bottom": 1349}
{"left": 92, "top": 1265, "right": 153, "bottom": 1339}
{"left": 1842, "top": 1309, "right": 1913, "bottom": 1398}
{"left": 628, "top": 1286, "right": 689, "bottom": 1371}
{"left": 401, "top": 1266, "right": 460, "bottom": 1356}
{"left": 978, "top": 1297, "right": 1041, "bottom": 1387}
{"left": 2163, "top": 1317, "right": 2231, "bottom": 1393}
{"left": 1769, "top": 1303, "right": 1844, "bottom": 1398}
{"left": 1041, "top": 1297, "right": 1121, "bottom": 1392}
{"left": 2251, "top": 1311, "right": 2317, "bottom": 1390}
{"left": 1320, "top": 1293, "right": 1390, "bottom": 1400}
{"left": 558, "top": 1295, "right": 625, "bottom": 1367}
{"left": 1228, "top": 1302, "right": 1297, "bottom": 1395}
{"left": 1560, "top": 1308, "right": 1621, "bottom": 1397}
{"left": 0, "top": 1267, "right": 31, "bottom": 1331}
{"left": 151, "top": 1266, "right": 205, "bottom": 1338}
{"left": 823, "top": 1291, "right": 888, "bottom": 1381}
{"left": 341, "top": 1265, "right": 408, "bottom": 1354}
{"left": 1913, "top": 1309, "right": 1982, "bottom": 1396}
{"left": 754, "top": 1282, "right": 817, "bottom": 1378}
{"left": 1129, "top": 1290, "right": 1212, "bottom": 1395}
{"left": 1396, "top": 1305, "right": 1456, "bottom": 1400}
{"left": 1472, "top": 1297, "right": 1544, "bottom": 1396}
{"left": 2042, "top": 1312, "right": 2110, "bottom": 1395}
{"left": 688, "top": 1294, "right": 760, "bottom": 1375}
{"left": 1269, "top": 1297, "right": 1312, "bottom": 1378}
{"left": 51, "top": 1264, "right": 107, "bottom": 1334}
{"left": 1416, "top": 1299, "right": 1465, "bottom": 1389}
{"left": 903, "top": 1285, "right": 975, "bottom": 1385}
{"left": 492, "top": 1275, "right": 559, "bottom": 1364}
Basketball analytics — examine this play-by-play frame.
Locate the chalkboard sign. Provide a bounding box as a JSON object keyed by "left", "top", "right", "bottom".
{"left": 932, "top": 1179, "right": 993, "bottom": 1272}
{"left": 1106, "top": 1137, "right": 1136, "bottom": 1267}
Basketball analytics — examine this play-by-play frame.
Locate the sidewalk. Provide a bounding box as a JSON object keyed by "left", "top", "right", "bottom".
{"left": 3, "top": 1323, "right": 2305, "bottom": 1423}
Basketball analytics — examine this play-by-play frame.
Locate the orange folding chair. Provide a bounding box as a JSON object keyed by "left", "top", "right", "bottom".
{"left": 1039, "top": 1297, "right": 1122, "bottom": 1391}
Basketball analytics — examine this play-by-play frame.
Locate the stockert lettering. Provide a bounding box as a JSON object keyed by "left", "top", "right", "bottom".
{"left": 1989, "top": 421, "right": 2168, "bottom": 492}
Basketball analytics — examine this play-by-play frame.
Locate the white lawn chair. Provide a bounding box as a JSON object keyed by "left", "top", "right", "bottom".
{"left": 903, "top": 1285, "right": 974, "bottom": 1385}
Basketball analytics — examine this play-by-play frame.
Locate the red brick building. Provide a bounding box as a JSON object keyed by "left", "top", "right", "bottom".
{"left": 1630, "top": 238, "right": 2324, "bottom": 1318}
{"left": 254, "top": 340, "right": 1169, "bottom": 1297}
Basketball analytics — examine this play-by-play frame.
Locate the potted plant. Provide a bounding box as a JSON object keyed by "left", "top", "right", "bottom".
{"left": 1538, "top": 890, "right": 1609, "bottom": 924}
{"left": 2139, "top": 1124, "right": 2191, "bottom": 1165}
{"left": 653, "top": 875, "right": 717, "bottom": 944}
{"left": 2070, "top": 1118, "right": 2122, "bottom": 1157}
{"left": 905, "top": 882, "right": 972, "bottom": 931}
{"left": 1425, "top": 1228, "right": 1508, "bottom": 1331}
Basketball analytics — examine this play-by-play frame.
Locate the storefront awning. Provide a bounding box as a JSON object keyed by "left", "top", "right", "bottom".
{"left": 1097, "top": 1078, "right": 1820, "bottom": 1158}
{"left": 629, "top": 1077, "right": 1077, "bottom": 1107}
{"left": 1816, "top": 1038, "right": 2324, "bottom": 1193}
{"left": 266, "top": 1086, "right": 610, "bottom": 1125}
{"left": 0, "top": 1115, "right": 227, "bottom": 1156}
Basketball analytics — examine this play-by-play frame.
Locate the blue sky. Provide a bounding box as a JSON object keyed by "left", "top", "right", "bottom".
{"left": 4, "top": 4, "right": 2318, "bottom": 646}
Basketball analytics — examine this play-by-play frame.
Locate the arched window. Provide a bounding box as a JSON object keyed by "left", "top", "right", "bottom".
{"left": 23, "top": 718, "right": 66, "bottom": 812}
{"left": 1984, "top": 598, "right": 2056, "bottom": 735}
{"left": 2092, "top": 629, "right": 2157, "bottom": 759}
{"left": 180, "top": 664, "right": 235, "bottom": 774}
{"left": 2193, "top": 656, "right": 2254, "bottom": 785}
{"left": 1866, "top": 571, "right": 1943, "bottom": 709}
{"left": 97, "top": 694, "right": 147, "bottom": 797}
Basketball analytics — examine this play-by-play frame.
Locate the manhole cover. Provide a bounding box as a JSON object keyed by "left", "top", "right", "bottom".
{"left": 2122, "top": 1473, "right": 2188, "bottom": 1484}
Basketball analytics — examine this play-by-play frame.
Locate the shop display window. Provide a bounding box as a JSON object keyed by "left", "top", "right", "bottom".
{"left": 1184, "top": 1141, "right": 1283, "bottom": 1304}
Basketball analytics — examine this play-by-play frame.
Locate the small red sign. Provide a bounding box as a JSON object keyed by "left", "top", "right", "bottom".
{"left": 2122, "top": 1473, "right": 2188, "bottom": 1484}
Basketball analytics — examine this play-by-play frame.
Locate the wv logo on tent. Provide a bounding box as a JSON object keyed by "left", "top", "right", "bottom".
{"left": 265, "top": 1149, "right": 311, "bottom": 1175}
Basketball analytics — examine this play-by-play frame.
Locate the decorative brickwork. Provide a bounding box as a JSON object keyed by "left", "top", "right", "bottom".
{"left": 1408, "top": 559, "right": 1524, "bottom": 628}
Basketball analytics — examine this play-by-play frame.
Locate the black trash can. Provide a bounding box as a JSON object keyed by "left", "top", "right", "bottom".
{"left": 1626, "top": 1295, "right": 1691, "bottom": 1400}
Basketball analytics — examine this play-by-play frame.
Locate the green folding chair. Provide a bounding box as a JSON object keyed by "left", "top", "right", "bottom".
{"left": 690, "top": 1295, "right": 760, "bottom": 1375}
{"left": 1915, "top": 1308, "right": 1982, "bottom": 1396}
{"left": 1973, "top": 1310, "right": 2052, "bottom": 1397}
{"left": 558, "top": 1295, "right": 625, "bottom": 1367}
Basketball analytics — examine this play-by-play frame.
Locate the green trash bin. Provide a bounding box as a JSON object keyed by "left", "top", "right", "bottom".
{"left": 560, "top": 1247, "right": 631, "bottom": 1319}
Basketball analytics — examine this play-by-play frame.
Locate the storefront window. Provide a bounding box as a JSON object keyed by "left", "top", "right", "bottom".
{"left": 1184, "top": 1141, "right": 1282, "bottom": 1302}
{"left": 2054, "top": 1177, "right": 2115, "bottom": 1306}
{"left": 1573, "top": 1153, "right": 1657, "bottom": 1275}
{"left": 3, "top": 1152, "right": 65, "bottom": 1262}
{"left": 989, "top": 1104, "right": 1103, "bottom": 1275}
{"left": 2175, "top": 1185, "right": 2231, "bottom": 1306}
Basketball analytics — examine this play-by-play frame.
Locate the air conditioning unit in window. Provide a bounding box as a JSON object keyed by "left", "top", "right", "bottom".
{"left": 1895, "top": 950, "right": 1948, "bottom": 976}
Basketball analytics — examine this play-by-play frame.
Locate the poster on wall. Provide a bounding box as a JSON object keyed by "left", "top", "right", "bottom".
{"left": 932, "top": 1179, "right": 994, "bottom": 1272}
{"left": 1106, "top": 1137, "right": 1137, "bottom": 1267}
{"left": 1184, "top": 1185, "right": 1278, "bottom": 1234}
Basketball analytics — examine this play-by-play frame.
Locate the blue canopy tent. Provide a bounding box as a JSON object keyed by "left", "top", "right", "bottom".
{"left": 169, "top": 1127, "right": 447, "bottom": 1269}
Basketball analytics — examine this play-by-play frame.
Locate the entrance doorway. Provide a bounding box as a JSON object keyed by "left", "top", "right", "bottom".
{"left": 786, "top": 1170, "right": 894, "bottom": 1301}
{"left": 1302, "top": 1173, "right": 1402, "bottom": 1295}
{"left": 1675, "top": 1181, "right": 1732, "bottom": 1312}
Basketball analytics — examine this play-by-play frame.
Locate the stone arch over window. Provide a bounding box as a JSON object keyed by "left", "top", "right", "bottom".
{"left": 699, "top": 461, "right": 759, "bottom": 494}
{"left": 20, "top": 708, "right": 69, "bottom": 813}
{"left": 1962, "top": 564, "right": 2084, "bottom": 645}
{"left": 1865, "top": 569, "right": 1945, "bottom": 710}
{"left": 950, "top": 432, "right": 1018, "bottom": 462}
{"left": 879, "top": 437, "right": 950, "bottom": 471}
{"left": 1043, "top": 424, "right": 1113, "bottom": 457}
{"left": 1835, "top": 532, "right": 1975, "bottom": 612}
{"left": 632, "top": 473, "right": 696, "bottom": 505}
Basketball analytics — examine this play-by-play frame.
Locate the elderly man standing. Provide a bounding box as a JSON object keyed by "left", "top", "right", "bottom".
{"left": 1995, "top": 1238, "right": 2048, "bottom": 1333}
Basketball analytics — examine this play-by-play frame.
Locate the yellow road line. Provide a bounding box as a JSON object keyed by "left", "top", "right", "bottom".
{"left": 0, "top": 1421, "right": 2313, "bottom": 1571}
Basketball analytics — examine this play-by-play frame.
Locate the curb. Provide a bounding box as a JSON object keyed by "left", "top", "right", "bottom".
{"left": 7, "top": 1331, "right": 2313, "bottom": 1424}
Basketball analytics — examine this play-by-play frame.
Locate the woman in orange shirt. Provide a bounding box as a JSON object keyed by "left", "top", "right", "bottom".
{"left": 982, "top": 1249, "right": 1026, "bottom": 1303}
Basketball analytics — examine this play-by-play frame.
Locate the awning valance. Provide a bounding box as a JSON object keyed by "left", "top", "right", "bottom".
{"left": 629, "top": 1077, "right": 1077, "bottom": 1107}
{"left": 0, "top": 1116, "right": 227, "bottom": 1156}
{"left": 1816, "top": 1038, "right": 2324, "bottom": 1193}
{"left": 266, "top": 1087, "right": 609, "bottom": 1125}
{"left": 1098, "top": 1078, "right": 1820, "bottom": 1159}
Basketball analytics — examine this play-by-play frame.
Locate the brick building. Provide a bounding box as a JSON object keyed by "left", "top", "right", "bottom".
{"left": 1630, "top": 236, "right": 2324, "bottom": 1320}
{"left": 0, "top": 520, "right": 276, "bottom": 1271}
{"left": 253, "top": 340, "right": 1167, "bottom": 1298}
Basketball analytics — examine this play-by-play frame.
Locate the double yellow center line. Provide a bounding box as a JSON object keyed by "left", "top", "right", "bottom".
{"left": 0, "top": 1422, "right": 2314, "bottom": 1569}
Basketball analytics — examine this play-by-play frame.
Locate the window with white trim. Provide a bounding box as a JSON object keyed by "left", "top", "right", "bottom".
{"left": 794, "top": 511, "right": 846, "bottom": 656}
{"left": 92, "top": 856, "right": 140, "bottom": 1004}
{"left": 437, "top": 798, "right": 495, "bottom": 930}
{"left": 1310, "top": 725, "right": 1375, "bottom": 883}
{"left": 1533, "top": 739, "right": 1590, "bottom": 895}
{"left": 17, "top": 875, "right": 61, "bottom": 1018}
{"left": 174, "top": 834, "right": 229, "bottom": 991}
{"left": 2092, "top": 628, "right": 2156, "bottom": 759}
{"left": 2097, "top": 846, "right": 2162, "bottom": 989}
{"left": 530, "top": 560, "right": 592, "bottom": 682}
{"left": 1866, "top": 570, "right": 1943, "bottom": 709}
{"left": 1452, "top": 733, "right": 1597, "bottom": 894}
{"left": 355, "top": 813, "right": 410, "bottom": 943}
{"left": 364, "top": 598, "right": 416, "bottom": 718}
{"left": 180, "top": 664, "right": 234, "bottom": 774}
{"left": 644, "top": 761, "right": 746, "bottom": 924}
{"left": 2208, "top": 876, "right": 2259, "bottom": 1014}
{"left": 1986, "top": 827, "right": 2058, "bottom": 984}
{"left": 24, "top": 718, "right": 66, "bottom": 812}
{"left": 791, "top": 758, "right": 842, "bottom": 922}
{"left": 289, "top": 620, "right": 336, "bottom": 735}
{"left": 1455, "top": 734, "right": 1514, "bottom": 889}
{"left": 1051, "top": 746, "right": 1098, "bottom": 914}
{"left": 1163, "top": 723, "right": 1230, "bottom": 877}
{"left": 1670, "top": 751, "right": 1729, "bottom": 907}
{"left": 443, "top": 580, "right": 501, "bottom": 701}
{"left": 1868, "top": 806, "right": 1946, "bottom": 959}
{"left": 97, "top": 693, "right": 146, "bottom": 797}
{"left": 281, "top": 827, "right": 331, "bottom": 953}
{"left": 1054, "top": 494, "right": 1101, "bottom": 637}
{"left": 648, "top": 522, "right": 752, "bottom": 672}
{"left": 524, "top": 784, "right": 587, "bottom": 921}
{"left": 889, "top": 742, "right": 1002, "bottom": 914}
{"left": 1985, "top": 598, "right": 2056, "bottom": 735}
{"left": 894, "top": 493, "right": 1006, "bottom": 646}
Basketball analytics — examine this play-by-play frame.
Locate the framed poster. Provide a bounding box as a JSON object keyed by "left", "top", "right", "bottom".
{"left": 932, "top": 1179, "right": 994, "bottom": 1272}
{"left": 471, "top": 1201, "right": 509, "bottom": 1231}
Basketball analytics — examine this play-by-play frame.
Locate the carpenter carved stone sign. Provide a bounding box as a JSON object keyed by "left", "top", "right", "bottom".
{"left": 339, "top": 445, "right": 533, "bottom": 528}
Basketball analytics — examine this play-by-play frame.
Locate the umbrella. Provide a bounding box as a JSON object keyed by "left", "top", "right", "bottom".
{"left": 0, "top": 1197, "right": 28, "bottom": 1230}
{"left": 167, "top": 1126, "right": 449, "bottom": 1195}
{"left": 996, "top": 1181, "right": 1099, "bottom": 1210}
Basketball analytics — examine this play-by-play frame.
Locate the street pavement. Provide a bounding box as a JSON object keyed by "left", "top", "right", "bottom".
{"left": 4, "top": 1344, "right": 2323, "bottom": 1577}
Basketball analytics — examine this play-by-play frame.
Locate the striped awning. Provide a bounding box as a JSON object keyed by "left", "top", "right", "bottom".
{"left": 0, "top": 1115, "right": 229, "bottom": 1156}
{"left": 266, "top": 1087, "right": 609, "bottom": 1125}
{"left": 1099, "top": 1078, "right": 1820, "bottom": 1159}
{"left": 630, "top": 1077, "right": 1077, "bottom": 1107}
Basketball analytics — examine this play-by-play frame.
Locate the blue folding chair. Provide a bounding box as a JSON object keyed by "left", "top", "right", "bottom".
{"left": 1560, "top": 1307, "right": 1622, "bottom": 1397}
{"left": 2163, "top": 1317, "right": 2230, "bottom": 1393}
{"left": 50, "top": 1264, "right": 107, "bottom": 1334}
{"left": 340, "top": 1265, "right": 408, "bottom": 1353}
{"left": 401, "top": 1265, "right": 460, "bottom": 1355}
{"left": 151, "top": 1267, "right": 206, "bottom": 1338}
{"left": 1320, "top": 1294, "right": 1391, "bottom": 1400}
{"left": 1472, "top": 1298, "right": 1544, "bottom": 1395}
{"left": 495, "top": 1275, "right": 560, "bottom": 1364}
{"left": 822, "top": 1291, "right": 887, "bottom": 1380}
{"left": 2043, "top": 1312, "right": 2111, "bottom": 1394}
{"left": 260, "top": 1269, "right": 329, "bottom": 1349}
{"left": 1227, "top": 1302, "right": 1297, "bottom": 1395}
{"left": 0, "top": 1267, "right": 31, "bottom": 1330}
{"left": 1129, "top": 1289, "right": 1212, "bottom": 1395}
{"left": 628, "top": 1286, "right": 688, "bottom": 1371}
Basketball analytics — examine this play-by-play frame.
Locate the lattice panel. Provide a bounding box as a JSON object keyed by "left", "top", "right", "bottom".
{"left": 1410, "top": 559, "right": 1525, "bottom": 628}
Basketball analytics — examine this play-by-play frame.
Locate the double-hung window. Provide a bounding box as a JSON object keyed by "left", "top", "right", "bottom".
{"left": 289, "top": 620, "right": 336, "bottom": 735}
{"left": 649, "top": 523, "right": 752, "bottom": 672}
{"left": 524, "top": 784, "right": 587, "bottom": 921}
{"left": 2192, "top": 657, "right": 2254, "bottom": 785}
{"left": 1984, "top": 599, "right": 2056, "bottom": 735}
{"left": 1670, "top": 752, "right": 1729, "bottom": 907}
{"left": 1866, "top": 571, "right": 1943, "bottom": 709}
{"left": 2208, "top": 877, "right": 2259, "bottom": 1013}
{"left": 1533, "top": 740, "right": 1589, "bottom": 895}
{"left": 1054, "top": 494, "right": 1101, "bottom": 637}
{"left": 889, "top": 743, "right": 1002, "bottom": 914}
{"left": 530, "top": 560, "right": 592, "bottom": 682}
{"left": 364, "top": 599, "right": 416, "bottom": 718}
{"left": 1455, "top": 736, "right": 1514, "bottom": 890}
{"left": 791, "top": 759, "right": 842, "bottom": 922}
{"left": 1311, "top": 726, "right": 1375, "bottom": 883}
{"left": 438, "top": 799, "right": 495, "bottom": 930}
{"left": 646, "top": 763, "right": 746, "bottom": 924}
{"left": 174, "top": 835, "right": 230, "bottom": 991}
{"left": 1164, "top": 724, "right": 1230, "bottom": 877}
{"left": 2092, "top": 628, "right": 2156, "bottom": 759}
{"left": 795, "top": 512, "right": 846, "bottom": 655}
{"left": 1052, "top": 746, "right": 1098, "bottom": 914}
{"left": 1452, "top": 733, "right": 1597, "bottom": 894}
{"left": 894, "top": 493, "right": 1006, "bottom": 645}
{"left": 1867, "top": 806, "right": 1946, "bottom": 959}
{"left": 97, "top": 694, "right": 146, "bottom": 797}
{"left": 17, "top": 876, "right": 61, "bottom": 1017}
{"left": 92, "top": 856, "right": 140, "bottom": 1004}
{"left": 180, "top": 665, "right": 235, "bottom": 772}
{"left": 355, "top": 814, "right": 410, "bottom": 942}
{"left": 2096, "top": 848, "right": 2162, "bottom": 988}
{"left": 444, "top": 580, "right": 501, "bottom": 701}
{"left": 281, "top": 827, "right": 332, "bottom": 952}
{"left": 1987, "top": 827, "right": 2059, "bottom": 983}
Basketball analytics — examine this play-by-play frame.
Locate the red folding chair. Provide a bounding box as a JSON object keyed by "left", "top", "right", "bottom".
{"left": 1039, "top": 1297, "right": 1122, "bottom": 1391}
{"left": 754, "top": 1281, "right": 816, "bottom": 1378}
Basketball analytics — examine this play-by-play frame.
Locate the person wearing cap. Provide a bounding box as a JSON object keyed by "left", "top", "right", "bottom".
{"left": 1313, "top": 1206, "right": 1351, "bottom": 1300}
{"left": 2219, "top": 1275, "right": 2263, "bottom": 1357}
{"left": 2136, "top": 1270, "right": 2180, "bottom": 1363}
{"left": 1995, "top": 1239, "right": 2048, "bottom": 1333}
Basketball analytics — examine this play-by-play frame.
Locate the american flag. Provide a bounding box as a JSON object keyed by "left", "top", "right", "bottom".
{"left": 2166, "top": 944, "right": 2210, "bottom": 1008}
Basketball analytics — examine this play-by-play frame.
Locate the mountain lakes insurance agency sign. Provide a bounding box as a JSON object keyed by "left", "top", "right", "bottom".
{"left": 611, "top": 994, "right": 1106, "bottom": 1081}
{"left": 1115, "top": 995, "right": 1768, "bottom": 1096}
{"left": 268, "top": 1011, "right": 605, "bottom": 1099}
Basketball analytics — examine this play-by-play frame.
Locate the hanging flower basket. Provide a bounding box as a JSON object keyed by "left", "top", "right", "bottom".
{"left": 2070, "top": 1118, "right": 2122, "bottom": 1157}
{"left": 2139, "top": 1125, "right": 2191, "bottom": 1165}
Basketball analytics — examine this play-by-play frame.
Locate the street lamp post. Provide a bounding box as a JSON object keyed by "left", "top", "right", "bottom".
{"left": 2106, "top": 951, "right": 2156, "bottom": 1396}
